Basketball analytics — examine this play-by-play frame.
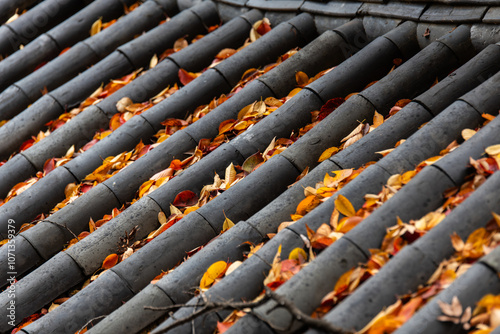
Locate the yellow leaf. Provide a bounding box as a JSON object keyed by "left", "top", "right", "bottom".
{"left": 335, "top": 194, "right": 355, "bottom": 217}
{"left": 64, "top": 182, "right": 78, "bottom": 199}
{"left": 318, "top": 147, "right": 339, "bottom": 162}
{"left": 288, "top": 88, "right": 302, "bottom": 97}
{"left": 401, "top": 170, "right": 416, "bottom": 184}
{"left": 222, "top": 212, "right": 235, "bottom": 231}
{"left": 90, "top": 17, "right": 102, "bottom": 36}
{"left": 264, "top": 97, "right": 283, "bottom": 107}
{"left": 289, "top": 248, "right": 307, "bottom": 261}
{"left": 237, "top": 102, "right": 255, "bottom": 120}
{"left": 323, "top": 169, "right": 353, "bottom": 187}
{"left": 184, "top": 206, "right": 200, "bottom": 215}
{"left": 200, "top": 261, "right": 227, "bottom": 289}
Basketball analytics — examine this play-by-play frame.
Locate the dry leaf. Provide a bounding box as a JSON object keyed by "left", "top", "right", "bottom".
{"left": 90, "top": 18, "right": 102, "bottom": 36}
{"left": 486, "top": 144, "right": 500, "bottom": 156}
{"left": 150, "top": 54, "right": 158, "bottom": 69}
{"left": 158, "top": 211, "right": 167, "bottom": 225}
{"left": 200, "top": 261, "right": 227, "bottom": 289}
{"left": 318, "top": 147, "right": 339, "bottom": 162}
{"left": 462, "top": 129, "right": 476, "bottom": 141}
{"left": 102, "top": 253, "right": 118, "bottom": 269}
{"left": 222, "top": 212, "right": 235, "bottom": 231}
{"left": 335, "top": 194, "right": 355, "bottom": 217}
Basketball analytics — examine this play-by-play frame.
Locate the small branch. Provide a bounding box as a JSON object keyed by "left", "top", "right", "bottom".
{"left": 51, "top": 221, "right": 79, "bottom": 240}
{"left": 145, "top": 295, "right": 269, "bottom": 334}
{"left": 77, "top": 315, "right": 107, "bottom": 333}
{"left": 146, "top": 287, "right": 352, "bottom": 334}
{"left": 263, "top": 287, "right": 352, "bottom": 334}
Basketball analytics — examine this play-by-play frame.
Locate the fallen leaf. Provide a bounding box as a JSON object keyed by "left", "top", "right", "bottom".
{"left": 158, "top": 211, "right": 167, "bottom": 225}
{"left": 242, "top": 152, "right": 264, "bottom": 173}
{"left": 90, "top": 17, "right": 102, "bottom": 36}
{"left": 295, "top": 71, "right": 309, "bottom": 87}
{"left": 462, "top": 129, "right": 476, "bottom": 141}
{"left": 288, "top": 248, "right": 307, "bottom": 262}
{"left": 102, "top": 253, "right": 118, "bottom": 269}
{"left": 173, "top": 190, "right": 199, "bottom": 207}
{"left": 335, "top": 194, "right": 355, "bottom": 217}
{"left": 318, "top": 147, "right": 339, "bottom": 162}
{"left": 486, "top": 144, "right": 500, "bottom": 156}
{"left": 373, "top": 111, "right": 384, "bottom": 128}
{"left": 222, "top": 212, "right": 235, "bottom": 231}
{"left": 200, "top": 261, "right": 228, "bottom": 289}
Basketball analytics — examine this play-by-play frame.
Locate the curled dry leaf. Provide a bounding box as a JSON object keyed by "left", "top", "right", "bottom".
{"left": 249, "top": 18, "right": 271, "bottom": 42}
{"left": 116, "top": 97, "right": 133, "bottom": 113}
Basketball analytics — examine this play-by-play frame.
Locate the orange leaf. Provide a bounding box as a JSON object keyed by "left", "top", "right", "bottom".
{"left": 178, "top": 68, "right": 198, "bottom": 86}
{"left": 102, "top": 253, "right": 118, "bottom": 269}
{"left": 218, "top": 119, "right": 236, "bottom": 135}
{"left": 216, "top": 48, "right": 236, "bottom": 60}
{"left": 296, "top": 195, "right": 320, "bottom": 215}
{"left": 295, "top": 71, "right": 309, "bottom": 87}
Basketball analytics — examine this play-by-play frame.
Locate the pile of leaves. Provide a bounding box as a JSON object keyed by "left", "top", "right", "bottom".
{"left": 209, "top": 111, "right": 496, "bottom": 332}
{"left": 356, "top": 143, "right": 500, "bottom": 333}
{"left": 6, "top": 20, "right": 314, "bottom": 330}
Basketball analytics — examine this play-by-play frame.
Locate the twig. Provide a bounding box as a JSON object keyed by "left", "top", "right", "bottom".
{"left": 146, "top": 287, "right": 352, "bottom": 334}
{"left": 145, "top": 294, "right": 269, "bottom": 333}
{"left": 50, "top": 221, "right": 79, "bottom": 240}
{"left": 77, "top": 315, "right": 107, "bottom": 333}
{"left": 263, "top": 287, "right": 352, "bottom": 334}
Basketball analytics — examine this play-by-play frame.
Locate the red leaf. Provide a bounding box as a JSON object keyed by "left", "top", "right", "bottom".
{"left": 318, "top": 98, "right": 345, "bottom": 121}
{"left": 178, "top": 69, "right": 197, "bottom": 86}
{"left": 82, "top": 139, "right": 98, "bottom": 151}
{"left": 43, "top": 158, "right": 56, "bottom": 174}
{"left": 20, "top": 139, "right": 35, "bottom": 151}
{"left": 172, "top": 190, "right": 199, "bottom": 207}
{"left": 256, "top": 21, "right": 271, "bottom": 35}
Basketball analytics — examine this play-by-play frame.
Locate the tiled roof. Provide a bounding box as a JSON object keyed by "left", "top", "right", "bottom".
{"left": 0, "top": 0, "right": 499, "bottom": 333}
